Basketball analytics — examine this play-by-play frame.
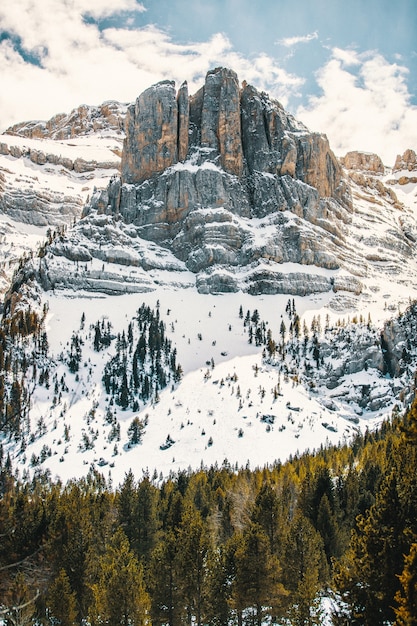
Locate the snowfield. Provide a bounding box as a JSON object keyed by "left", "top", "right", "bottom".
{"left": 8, "top": 283, "right": 400, "bottom": 486}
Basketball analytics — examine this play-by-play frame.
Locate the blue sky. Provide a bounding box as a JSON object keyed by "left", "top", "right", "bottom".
{"left": 0, "top": 0, "right": 416, "bottom": 164}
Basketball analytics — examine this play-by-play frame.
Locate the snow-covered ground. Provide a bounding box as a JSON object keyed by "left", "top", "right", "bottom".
{"left": 6, "top": 280, "right": 398, "bottom": 486}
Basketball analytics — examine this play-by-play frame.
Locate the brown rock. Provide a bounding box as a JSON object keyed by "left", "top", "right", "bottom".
{"left": 60, "top": 157, "right": 74, "bottom": 171}
{"left": 9, "top": 145, "right": 23, "bottom": 159}
{"left": 398, "top": 175, "right": 417, "bottom": 185}
{"left": 342, "top": 151, "right": 385, "bottom": 173}
{"left": 393, "top": 149, "right": 417, "bottom": 172}
{"left": 30, "top": 149, "right": 47, "bottom": 165}
{"left": 73, "top": 158, "right": 96, "bottom": 173}
{"left": 122, "top": 81, "right": 179, "bottom": 184}
{"left": 280, "top": 136, "right": 297, "bottom": 177}
{"left": 296, "top": 133, "right": 343, "bottom": 198}
{"left": 177, "top": 81, "right": 189, "bottom": 162}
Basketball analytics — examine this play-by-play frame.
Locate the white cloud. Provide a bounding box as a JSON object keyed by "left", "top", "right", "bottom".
{"left": 277, "top": 31, "right": 318, "bottom": 47}
{"left": 297, "top": 49, "right": 417, "bottom": 166}
{"left": 0, "top": 1, "right": 302, "bottom": 131}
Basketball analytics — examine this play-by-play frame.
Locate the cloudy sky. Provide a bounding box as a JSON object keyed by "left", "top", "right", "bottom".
{"left": 1, "top": 0, "right": 416, "bottom": 165}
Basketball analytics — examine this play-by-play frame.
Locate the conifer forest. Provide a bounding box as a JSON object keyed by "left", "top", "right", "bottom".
{"left": 1, "top": 391, "right": 417, "bottom": 625}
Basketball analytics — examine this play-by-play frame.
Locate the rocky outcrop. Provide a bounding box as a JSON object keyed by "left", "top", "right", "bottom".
{"left": 393, "top": 149, "right": 417, "bottom": 172}
{"left": 177, "top": 82, "right": 189, "bottom": 162}
{"left": 78, "top": 68, "right": 359, "bottom": 294}
{"left": 348, "top": 170, "right": 401, "bottom": 208}
{"left": 341, "top": 151, "right": 385, "bottom": 174}
{"left": 6, "top": 101, "right": 126, "bottom": 140}
{"left": 0, "top": 177, "right": 84, "bottom": 226}
{"left": 0, "top": 139, "right": 119, "bottom": 173}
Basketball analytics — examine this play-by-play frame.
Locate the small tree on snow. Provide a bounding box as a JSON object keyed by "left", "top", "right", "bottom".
{"left": 127, "top": 417, "right": 145, "bottom": 445}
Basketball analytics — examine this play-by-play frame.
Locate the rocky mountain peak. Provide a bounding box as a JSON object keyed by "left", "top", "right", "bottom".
{"left": 121, "top": 67, "right": 345, "bottom": 201}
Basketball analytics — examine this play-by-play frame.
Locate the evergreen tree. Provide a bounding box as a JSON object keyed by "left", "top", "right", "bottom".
{"left": 47, "top": 568, "right": 77, "bottom": 626}
{"left": 149, "top": 530, "right": 183, "bottom": 626}
{"left": 334, "top": 471, "right": 409, "bottom": 625}
{"left": 250, "top": 482, "right": 282, "bottom": 555}
{"left": 282, "top": 512, "right": 327, "bottom": 625}
{"left": 89, "top": 527, "right": 150, "bottom": 626}
{"left": 133, "top": 475, "right": 160, "bottom": 562}
{"left": 231, "top": 522, "right": 288, "bottom": 626}
{"left": 2, "top": 571, "right": 38, "bottom": 626}
{"left": 204, "top": 543, "right": 234, "bottom": 626}
{"left": 127, "top": 417, "right": 145, "bottom": 446}
{"left": 395, "top": 542, "right": 417, "bottom": 625}
{"left": 176, "top": 506, "right": 211, "bottom": 626}
{"left": 117, "top": 471, "right": 137, "bottom": 547}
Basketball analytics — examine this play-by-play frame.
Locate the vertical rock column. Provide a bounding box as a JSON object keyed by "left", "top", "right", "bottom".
{"left": 121, "top": 80, "right": 179, "bottom": 184}
{"left": 200, "top": 67, "right": 243, "bottom": 177}
{"left": 295, "top": 133, "right": 343, "bottom": 199}
{"left": 177, "top": 81, "right": 189, "bottom": 162}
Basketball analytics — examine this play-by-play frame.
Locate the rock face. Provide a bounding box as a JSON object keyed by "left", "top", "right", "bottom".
{"left": 121, "top": 67, "right": 346, "bottom": 198}
{"left": 122, "top": 81, "right": 180, "bottom": 184}
{"left": 200, "top": 68, "right": 243, "bottom": 176}
{"left": 341, "top": 151, "right": 385, "bottom": 174}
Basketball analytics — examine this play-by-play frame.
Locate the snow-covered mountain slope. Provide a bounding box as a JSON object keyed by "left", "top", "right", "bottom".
{"left": 0, "top": 288, "right": 383, "bottom": 484}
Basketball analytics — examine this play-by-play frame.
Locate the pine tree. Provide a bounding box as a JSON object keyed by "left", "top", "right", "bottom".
{"left": 334, "top": 471, "right": 409, "bottom": 625}
{"left": 176, "top": 506, "right": 211, "bottom": 626}
{"left": 2, "top": 572, "right": 38, "bottom": 626}
{"left": 395, "top": 542, "right": 417, "bottom": 625}
{"left": 89, "top": 527, "right": 150, "bottom": 626}
{"left": 204, "top": 543, "right": 233, "bottom": 626}
{"left": 47, "top": 568, "right": 77, "bottom": 626}
{"left": 133, "top": 475, "right": 160, "bottom": 562}
{"left": 282, "top": 512, "right": 327, "bottom": 625}
{"left": 231, "top": 522, "right": 288, "bottom": 626}
{"left": 127, "top": 417, "right": 145, "bottom": 446}
{"left": 250, "top": 482, "right": 282, "bottom": 555}
{"left": 93, "top": 322, "right": 102, "bottom": 352}
{"left": 149, "top": 530, "right": 183, "bottom": 626}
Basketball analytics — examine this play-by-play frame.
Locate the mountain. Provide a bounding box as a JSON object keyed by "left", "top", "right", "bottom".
{"left": 0, "top": 101, "right": 125, "bottom": 296}
{"left": 1, "top": 67, "right": 417, "bottom": 484}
